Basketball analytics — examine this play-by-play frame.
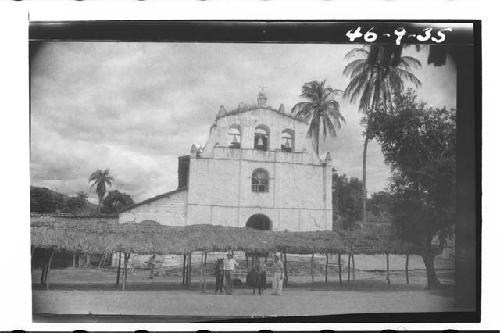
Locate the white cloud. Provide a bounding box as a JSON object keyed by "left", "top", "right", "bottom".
{"left": 30, "top": 42, "right": 456, "bottom": 201}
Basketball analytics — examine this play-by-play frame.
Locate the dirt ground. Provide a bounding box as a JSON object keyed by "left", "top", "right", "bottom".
{"left": 32, "top": 267, "right": 462, "bottom": 320}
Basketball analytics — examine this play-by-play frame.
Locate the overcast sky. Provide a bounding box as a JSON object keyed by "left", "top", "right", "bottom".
{"left": 30, "top": 42, "right": 456, "bottom": 203}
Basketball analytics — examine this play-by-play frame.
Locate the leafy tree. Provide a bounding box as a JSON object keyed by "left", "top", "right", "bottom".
{"left": 367, "top": 191, "right": 392, "bottom": 217}
{"left": 30, "top": 186, "right": 65, "bottom": 213}
{"left": 332, "top": 173, "right": 363, "bottom": 229}
{"left": 88, "top": 169, "right": 114, "bottom": 214}
{"left": 60, "top": 191, "right": 90, "bottom": 214}
{"left": 291, "top": 80, "right": 345, "bottom": 155}
{"left": 101, "top": 190, "right": 134, "bottom": 214}
{"left": 371, "top": 89, "right": 456, "bottom": 288}
{"left": 343, "top": 45, "right": 421, "bottom": 225}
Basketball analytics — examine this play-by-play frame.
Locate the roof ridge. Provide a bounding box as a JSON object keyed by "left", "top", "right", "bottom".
{"left": 120, "top": 187, "right": 188, "bottom": 213}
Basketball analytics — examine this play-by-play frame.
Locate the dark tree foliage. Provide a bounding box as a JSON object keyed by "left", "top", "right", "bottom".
{"left": 367, "top": 191, "right": 393, "bottom": 217}
{"left": 332, "top": 173, "right": 363, "bottom": 229}
{"left": 30, "top": 186, "right": 65, "bottom": 213}
{"left": 370, "top": 89, "right": 456, "bottom": 288}
{"left": 291, "top": 80, "right": 344, "bottom": 155}
{"left": 101, "top": 190, "right": 134, "bottom": 214}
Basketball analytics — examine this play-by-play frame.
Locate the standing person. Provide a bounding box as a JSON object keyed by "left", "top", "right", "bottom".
{"left": 271, "top": 253, "right": 284, "bottom": 295}
{"left": 147, "top": 254, "right": 156, "bottom": 279}
{"left": 223, "top": 253, "right": 238, "bottom": 295}
{"left": 256, "top": 257, "right": 266, "bottom": 295}
{"left": 214, "top": 258, "right": 224, "bottom": 294}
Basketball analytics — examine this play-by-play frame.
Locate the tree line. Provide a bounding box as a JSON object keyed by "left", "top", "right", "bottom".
{"left": 31, "top": 170, "right": 134, "bottom": 215}
{"left": 297, "top": 45, "right": 455, "bottom": 288}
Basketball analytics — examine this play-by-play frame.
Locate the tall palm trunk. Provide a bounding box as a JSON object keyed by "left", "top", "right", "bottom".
{"left": 362, "top": 136, "right": 368, "bottom": 224}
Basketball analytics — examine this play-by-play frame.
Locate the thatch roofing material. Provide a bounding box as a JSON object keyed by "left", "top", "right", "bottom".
{"left": 31, "top": 218, "right": 421, "bottom": 255}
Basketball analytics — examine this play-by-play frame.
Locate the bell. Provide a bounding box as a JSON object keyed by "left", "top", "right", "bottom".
{"left": 257, "top": 136, "right": 264, "bottom": 146}
{"left": 284, "top": 138, "right": 291, "bottom": 149}
{"left": 231, "top": 134, "right": 239, "bottom": 145}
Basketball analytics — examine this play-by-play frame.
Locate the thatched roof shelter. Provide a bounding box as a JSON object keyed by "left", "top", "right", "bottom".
{"left": 31, "top": 215, "right": 421, "bottom": 255}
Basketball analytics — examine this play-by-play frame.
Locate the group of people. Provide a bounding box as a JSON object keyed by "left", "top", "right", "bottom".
{"left": 214, "top": 252, "right": 284, "bottom": 296}
{"left": 145, "top": 252, "right": 285, "bottom": 295}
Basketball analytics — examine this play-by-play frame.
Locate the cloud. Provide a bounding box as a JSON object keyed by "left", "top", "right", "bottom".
{"left": 30, "top": 42, "right": 456, "bottom": 201}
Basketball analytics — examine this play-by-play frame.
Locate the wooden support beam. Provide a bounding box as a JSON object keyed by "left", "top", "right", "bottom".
{"left": 338, "top": 253, "right": 342, "bottom": 285}
{"left": 310, "top": 252, "right": 315, "bottom": 290}
{"left": 45, "top": 249, "right": 54, "bottom": 290}
{"left": 203, "top": 251, "right": 207, "bottom": 291}
{"left": 122, "top": 252, "right": 129, "bottom": 291}
{"left": 325, "top": 253, "right": 328, "bottom": 285}
{"left": 386, "top": 253, "right": 391, "bottom": 287}
{"left": 188, "top": 252, "right": 192, "bottom": 288}
{"left": 182, "top": 254, "right": 186, "bottom": 286}
{"left": 115, "top": 252, "right": 121, "bottom": 286}
{"left": 405, "top": 254, "right": 410, "bottom": 284}
{"left": 284, "top": 251, "right": 288, "bottom": 287}
{"left": 347, "top": 253, "right": 351, "bottom": 283}
{"left": 352, "top": 254, "right": 355, "bottom": 281}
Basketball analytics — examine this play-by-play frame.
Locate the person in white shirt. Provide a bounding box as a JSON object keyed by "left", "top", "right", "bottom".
{"left": 223, "top": 253, "right": 238, "bottom": 294}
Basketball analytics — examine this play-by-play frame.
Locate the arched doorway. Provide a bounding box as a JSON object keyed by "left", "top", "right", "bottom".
{"left": 246, "top": 214, "right": 272, "bottom": 230}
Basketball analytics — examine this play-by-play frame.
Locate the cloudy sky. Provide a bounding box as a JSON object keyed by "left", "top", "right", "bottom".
{"left": 30, "top": 42, "right": 456, "bottom": 203}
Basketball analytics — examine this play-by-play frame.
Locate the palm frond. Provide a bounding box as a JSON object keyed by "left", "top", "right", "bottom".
{"left": 344, "top": 47, "right": 369, "bottom": 60}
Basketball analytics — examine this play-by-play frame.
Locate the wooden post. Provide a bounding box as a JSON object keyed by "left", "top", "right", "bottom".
{"left": 203, "top": 251, "right": 207, "bottom": 291}
{"left": 284, "top": 252, "right": 288, "bottom": 287}
{"left": 182, "top": 254, "right": 186, "bottom": 286}
{"left": 188, "top": 252, "right": 192, "bottom": 288}
{"left": 115, "top": 252, "right": 121, "bottom": 286}
{"left": 347, "top": 253, "right": 351, "bottom": 283}
{"left": 45, "top": 249, "right": 54, "bottom": 290}
{"left": 405, "top": 254, "right": 410, "bottom": 284}
{"left": 200, "top": 252, "right": 204, "bottom": 291}
{"left": 184, "top": 253, "right": 188, "bottom": 287}
{"left": 31, "top": 247, "right": 36, "bottom": 272}
{"left": 352, "top": 254, "right": 355, "bottom": 281}
{"left": 72, "top": 253, "right": 76, "bottom": 268}
{"left": 86, "top": 253, "right": 91, "bottom": 267}
{"left": 40, "top": 251, "right": 45, "bottom": 285}
{"left": 386, "top": 253, "right": 391, "bottom": 286}
{"left": 310, "top": 253, "right": 314, "bottom": 290}
{"left": 122, "top": 252, "right": 129, "bottom": 291}
{"left": 325, "top": 253, "right": 328, "bottom": 285}
{"left": 338, "top": 253, "right": 342, "bottom": 284}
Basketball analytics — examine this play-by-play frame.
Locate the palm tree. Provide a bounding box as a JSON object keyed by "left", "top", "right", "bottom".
{"left": 291, "top": 80, "right": 345, "bottom": 155}
{"left": 88, "top": 169, "right": 113, "bottom": 214}
{"left": 343, "top": 45, "right": 421, "bottom": 225}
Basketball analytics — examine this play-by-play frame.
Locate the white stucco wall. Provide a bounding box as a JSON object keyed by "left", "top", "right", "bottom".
{"left": 187, "top": 107, "right": 333, "bottom": 231}
{"left": 119, "top": 190, "right": 188, "bottom": 226}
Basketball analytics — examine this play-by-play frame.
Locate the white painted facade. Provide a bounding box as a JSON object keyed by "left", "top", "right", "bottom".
{"left": 120, "top": 93, "right": 333, "bottom": 231}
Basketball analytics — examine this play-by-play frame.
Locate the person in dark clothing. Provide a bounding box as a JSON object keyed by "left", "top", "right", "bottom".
{"left": 214, "top": 258, "right": 224, "bottom": 294}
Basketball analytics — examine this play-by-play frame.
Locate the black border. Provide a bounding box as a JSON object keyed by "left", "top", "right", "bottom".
{"left": 29, "top": 20, "right": 481, "bottom": 323}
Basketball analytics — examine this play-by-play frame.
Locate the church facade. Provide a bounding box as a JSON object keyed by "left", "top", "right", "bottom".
{"left": 119, "top": 92, "right": 333, "bottom": 231}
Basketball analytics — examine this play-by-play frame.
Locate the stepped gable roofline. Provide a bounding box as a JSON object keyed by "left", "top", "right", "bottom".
{"left": 216, "top": 104, "right": 308, "bottom": 124}
{"left": 120, "top": 187, "right": 187, "bottom": 213}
